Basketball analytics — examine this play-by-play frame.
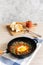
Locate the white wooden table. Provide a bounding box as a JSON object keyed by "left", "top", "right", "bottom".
{"left": 0, "top": 23, "right": 43, "bottom": 65}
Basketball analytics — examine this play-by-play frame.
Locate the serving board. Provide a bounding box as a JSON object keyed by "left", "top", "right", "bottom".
{"left": 6, "top": 22, "right": 37, "bottom": 36}
{"left": 6, "top": 25, "right": 25, "bottom": 36}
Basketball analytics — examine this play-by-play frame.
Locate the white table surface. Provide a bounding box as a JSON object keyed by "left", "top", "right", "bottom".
{"left": 0, "top": 23, "right": 43, "bottom": 65}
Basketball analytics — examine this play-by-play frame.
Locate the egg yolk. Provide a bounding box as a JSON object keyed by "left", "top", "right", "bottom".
{"left": 17, "top": 46, "right": 28, "bottom": 52}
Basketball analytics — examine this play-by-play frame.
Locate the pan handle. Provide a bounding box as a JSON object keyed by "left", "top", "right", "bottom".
{"left": 33, "top": 38, "right": 38, "bottom": 43}
{"left": 33, "top": 37, "right": 43, "bottom": 43}
{"left": 6, "top": 49, "right": 9, "bottom": 53}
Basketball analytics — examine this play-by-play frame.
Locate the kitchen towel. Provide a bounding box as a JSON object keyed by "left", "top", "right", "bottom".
{"left": 0, "top": 56, "right": 20, "bottom": 65}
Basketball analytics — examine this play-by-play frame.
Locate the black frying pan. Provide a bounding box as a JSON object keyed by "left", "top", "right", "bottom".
{"left": 6, "top": 37, "right": 38, "bottom": 59}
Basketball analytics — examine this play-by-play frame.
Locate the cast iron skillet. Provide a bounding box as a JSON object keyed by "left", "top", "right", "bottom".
{"left": 6, "top": 37, "right": 38, "bottom": 59}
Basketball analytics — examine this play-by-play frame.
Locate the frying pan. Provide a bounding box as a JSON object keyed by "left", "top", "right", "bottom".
{"left": 0, "top": 37, "right": 42, "bottom": 59}
{"left": 6, "top": 37, "right": 38, "bottom": 59}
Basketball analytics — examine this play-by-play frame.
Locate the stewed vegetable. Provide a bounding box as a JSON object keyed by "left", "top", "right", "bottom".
{"left": 9, "top": 41, "right": 31, "bottom": 55}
